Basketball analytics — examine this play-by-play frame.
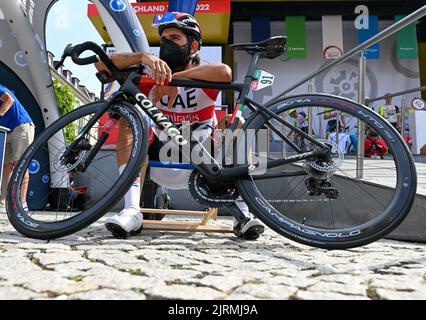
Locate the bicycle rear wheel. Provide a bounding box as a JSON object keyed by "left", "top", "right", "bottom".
{"left": 237, "top": 94, "right": 416, "bottom": 249}
{"left": 7, "top": 101, "right": 149, "bottom": 239}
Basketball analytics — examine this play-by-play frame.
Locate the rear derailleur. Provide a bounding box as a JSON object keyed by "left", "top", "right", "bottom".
{"left": 305, "top": 177, "right": 339, "bottom": 200}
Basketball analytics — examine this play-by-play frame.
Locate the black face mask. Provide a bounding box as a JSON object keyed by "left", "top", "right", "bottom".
{"left": 159, "top": 39, "right": 191, "bottom": 73}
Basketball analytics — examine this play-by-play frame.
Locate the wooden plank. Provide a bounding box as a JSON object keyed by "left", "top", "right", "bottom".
{"left": 140, "top": 208, "right": 207, "bottom": 216}
{"left": 201, "top": 207, "right": 217, "bottom": 225}
{"left": 143, "top": 220, "right": 233, "bottom": 233}
{"left": 212, "top": 208, "right": 218, "bottom": 221}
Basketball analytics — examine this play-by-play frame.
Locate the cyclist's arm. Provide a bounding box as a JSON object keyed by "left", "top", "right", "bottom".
{"left": 173, "top": 63, "right": 232, "bottom": 83}
{"left": 95, "top": 52, "right": 171, "bottom": 85}
{"left": 0, "top": 92, "right": 14, "bottom": 116}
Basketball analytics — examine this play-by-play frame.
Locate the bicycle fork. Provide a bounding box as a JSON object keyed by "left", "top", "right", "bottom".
{"left": 80, "top": 113, "right": 121, "bottom": 172}
{"left": 63, "top": 97, "right": 122, "bottom": 173}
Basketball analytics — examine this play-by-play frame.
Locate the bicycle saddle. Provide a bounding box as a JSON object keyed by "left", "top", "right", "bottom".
{"left": 229, "top": 36, "right": 286, "bottom": 59}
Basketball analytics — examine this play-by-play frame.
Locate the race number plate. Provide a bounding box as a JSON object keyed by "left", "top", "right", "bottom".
{"left": 251, "top": 70, "right": 275, "bottom": 91}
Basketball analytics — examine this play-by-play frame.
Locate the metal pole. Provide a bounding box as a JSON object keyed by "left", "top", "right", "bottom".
{"left": 356, "top": 53, "right": 366, "bottom": 179}
{"left": 365, "top": 85, "right": 426, "bottom": 104}
{"left": 400, "top": 95, "right": 407, "bottom": 136}
{"left": 308, "top": 81, "right": 313, "bottom": 136}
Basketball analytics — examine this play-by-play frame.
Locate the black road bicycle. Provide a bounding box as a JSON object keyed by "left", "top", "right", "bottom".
{"left": 6, "top": 37, "right": 417, "bottom": 249}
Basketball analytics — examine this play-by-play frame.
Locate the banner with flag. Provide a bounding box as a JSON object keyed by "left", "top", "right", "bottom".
{"left": 322, "top": 15, "right": 344, "bottom": 59}
{"left": 168, "top": 0, "right": 198, "bottom": 15}
{"left": 358, "top": 15, "right": 380, "bottom": 59}
{"left": 286, "top": 16, "right": 307, "bottom": 58}
{"left": 396, "top": 15, "right": 418, "bottom": 59}
{"left": 251, "top": 16, "right": 271, "bottom": 42}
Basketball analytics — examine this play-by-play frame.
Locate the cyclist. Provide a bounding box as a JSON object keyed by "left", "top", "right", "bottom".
{"left": 95, "top": 12, "right": 264, "bottom": 240}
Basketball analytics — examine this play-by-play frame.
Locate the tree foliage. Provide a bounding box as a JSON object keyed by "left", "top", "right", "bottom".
{"left": 53, "top": 80, "right": 78, "bottom": 144}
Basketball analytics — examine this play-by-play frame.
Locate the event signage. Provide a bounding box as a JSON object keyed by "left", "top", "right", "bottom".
{"left": 251, "top": 16, "right": 271, "bottom": 42}
{"left": 88, "top": 1, "right": 231, "bottom": 44}
{"left": 358, "top": 15, "right": 380, "bottom": 59}
{"left": 395, "top": 15, "right": 418, "bottom": 60}
{"left": 411, "top": 97, "right": 426, "bottom": 111}
{"left": 322, "top": 15, "right": 344, "bottom": 59}
{"left": 286, "top": 16, "right": 307, "bottom": 59}
{"left": 88, "top": 1, "right": 229, "bottom": 16}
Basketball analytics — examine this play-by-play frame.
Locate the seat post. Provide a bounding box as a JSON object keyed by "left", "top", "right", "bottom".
{"left": 239, "top": 52, "right": 261, "bottom": 106}
{"left": 244, "top": 52, "right": 261, "bottom": 82}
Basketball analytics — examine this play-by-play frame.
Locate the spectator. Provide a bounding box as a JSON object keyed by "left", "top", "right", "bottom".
{"left": 376, "top": 93, "right": 400, "bottom": 130}
{"left": 0, "top": 83, "right": 34, "bottom": 213}
{"left": 287, "top": 109, "right": 310, "bottom": 150}
{"left": 364, "top": 130, "right": 388, "bottom": 159}
{"left": 323, "top": 108, "right": 346, "bottom": 139}
{"left": 328, "top": 129, "right": 351, "bottom": 155}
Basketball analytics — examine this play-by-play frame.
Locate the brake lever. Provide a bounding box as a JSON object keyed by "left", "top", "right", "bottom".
{"left": 54, "top": 58, "right": 65, "bottom": 70}
{"left": 96, "top": 72, "right": 113, "bottom": 84}
{"left": 54, "top": 43, "right": 74, "bottom": 70}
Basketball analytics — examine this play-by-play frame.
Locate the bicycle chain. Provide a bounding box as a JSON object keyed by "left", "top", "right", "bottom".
{"left": 188, "top": 171, "right": 336, "bottom": 206}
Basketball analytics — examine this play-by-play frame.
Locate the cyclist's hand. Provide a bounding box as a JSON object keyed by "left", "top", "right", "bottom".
{"left": 141, "top": 53, "right": 172, "bottom": 86}
{"left": 153, "top": 86, "right": 178, "bottom": 109}
{"left": 95, "top": 61, "right": 112, "bottom": 77}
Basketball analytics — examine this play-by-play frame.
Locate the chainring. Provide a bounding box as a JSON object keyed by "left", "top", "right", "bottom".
{"left": 188, "top": 170, "right": 239, "bottom": 208}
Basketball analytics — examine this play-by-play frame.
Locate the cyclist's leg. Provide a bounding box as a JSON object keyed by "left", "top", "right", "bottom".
{"left": 117, "top": 118, "right": 142, "bottom": 212}
{"left": 215, "top": 116, "right": 264, "bottom": 240}
{"left": 105, "top": 118, "right": 144, "bottom": 238}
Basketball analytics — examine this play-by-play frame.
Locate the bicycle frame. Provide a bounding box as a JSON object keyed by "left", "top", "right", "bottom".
{"left": 74, "top": 51, "right": 329, "bottom": 180}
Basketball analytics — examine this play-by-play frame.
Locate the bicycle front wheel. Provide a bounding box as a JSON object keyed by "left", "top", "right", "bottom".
{"left": 237, "top": 94, "right": 416, "bottom": 249}
{"left": 7, "top": 101, "right": 149, "bottom": 239}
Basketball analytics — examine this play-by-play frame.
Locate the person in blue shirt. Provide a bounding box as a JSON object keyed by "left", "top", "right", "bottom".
{"left": 0, "top": 83, "right": 34, "bottom": 213}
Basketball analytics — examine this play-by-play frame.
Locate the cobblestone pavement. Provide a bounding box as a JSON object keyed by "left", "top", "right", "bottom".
{"left": 0, "top": 213, "right": 425, "bottom": 300}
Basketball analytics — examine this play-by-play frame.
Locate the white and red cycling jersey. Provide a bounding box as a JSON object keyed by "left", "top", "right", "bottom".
{"left": 137, "top": 76, "right": 220, "bottom": 189}
{"left": 138, "top": 76, "right": 219, "bottom": 141}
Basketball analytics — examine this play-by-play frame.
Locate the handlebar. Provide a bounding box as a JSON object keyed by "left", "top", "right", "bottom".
{"left": 54, "top": 41, "right": 120, "bottom": 83}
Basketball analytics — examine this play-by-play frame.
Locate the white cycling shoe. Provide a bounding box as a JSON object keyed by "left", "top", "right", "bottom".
{"left": 233, "top": 202, "right": 265, "bottom": 240}
{"left": 105, "top": 207, "right": 143, "bottom": 239}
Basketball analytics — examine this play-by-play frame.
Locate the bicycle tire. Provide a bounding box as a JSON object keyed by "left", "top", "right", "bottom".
{"left": 7, "top": 101, "right": 149, "bottom": 239}
{"left": 236, "top": 94, "right": 417, "bottom": 249}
